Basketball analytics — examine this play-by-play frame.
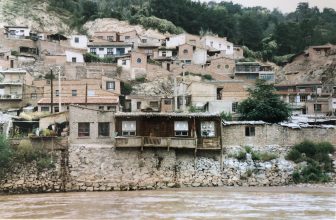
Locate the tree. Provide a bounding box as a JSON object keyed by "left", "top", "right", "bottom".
{"left": 237, "top": 80, "right": 291, "bottom": 123}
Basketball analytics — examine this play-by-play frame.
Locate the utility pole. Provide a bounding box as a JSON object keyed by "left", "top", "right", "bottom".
{"left": 174, "top": 77, "right": 177, "bottom": 111}
{"left": 50, "top": 69, "right": 53, "bottom": 114}
{"left": 182, "top": 64, "right": 186, "bottom": 112}
{"left": 58, "top": 66, "right": 62, "bottom": 112}
{"left": 85, "top": 83, "right": 88, "bottom": 107}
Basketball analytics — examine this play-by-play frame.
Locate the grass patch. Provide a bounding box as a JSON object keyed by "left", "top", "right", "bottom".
{"left": 0, "top": 136, "right": 55, "bottom": 178}
{"left": 286, "top": 140, "right": 335, "bottom": 183}
{"left": 230, "top": 146, "right": 278, "bottom": 162}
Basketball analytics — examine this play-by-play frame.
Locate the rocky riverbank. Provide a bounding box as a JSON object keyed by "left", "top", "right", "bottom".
{"left": 0, "top": 144, "right": 334, "bottom": 194}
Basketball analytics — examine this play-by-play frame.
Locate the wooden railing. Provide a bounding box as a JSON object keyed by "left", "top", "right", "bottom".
{"left": 115, "top": 136, "right": 221, "bottom": 150}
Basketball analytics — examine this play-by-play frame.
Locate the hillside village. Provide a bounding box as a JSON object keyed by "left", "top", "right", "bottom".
{"left": 0, "top": 20, "right": 334, "bottom": 140}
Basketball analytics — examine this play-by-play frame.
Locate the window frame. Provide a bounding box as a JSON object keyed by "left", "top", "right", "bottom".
{"left": 245, "top": 126, "right": 255, "bottom": 137}
{"left": 72, "top": 90, "right": 77, "bottom": 97}
{"left": 201, "top": 121, "right": 216, "bottom": 137}
{"left": 78, "top": 122, "right": 90, "bottom": 137}
{"left": 174, "top": 121, "right": 189, "bottom": 137}
{"left": 98, "top": 122, "right": 110, "bottom": 137}
{"left": 106, "top": 81, "right": 115, "bottom": 90}
{"left": 122, "top": 121, "right": 136, "bottom": 136}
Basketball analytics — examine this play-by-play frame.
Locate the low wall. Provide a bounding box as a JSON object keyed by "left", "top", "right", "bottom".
{"left": 222, "top": 124, "right": 336, "bottom": 147}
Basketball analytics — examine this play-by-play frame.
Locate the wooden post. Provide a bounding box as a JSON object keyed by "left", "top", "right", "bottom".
{"left": 85, "top": 83, "right": 88, "bottom": 106}
{"left": 50, "top": 69, "right": 53, "bottom": 113}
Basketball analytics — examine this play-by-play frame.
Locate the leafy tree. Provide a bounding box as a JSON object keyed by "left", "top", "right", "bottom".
{"left": 237, "top": 80, "right": 291, "bottom": 123}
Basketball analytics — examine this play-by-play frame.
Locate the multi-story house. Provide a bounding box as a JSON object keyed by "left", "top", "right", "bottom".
{"left": 0, "top": 69, "right": 43, "bottom": 111}
{"left": 200, "top": 35, "right": 234, "bottom": 57}
{"left": 36, "top": 77, "right": 121, "bottom": 113}
{"left": 234, "top": 62, "right": 275, "bottom": 83}
{"left": 87, "top": 40, "right": 133, "bottom": 58}
{"left": 274, "top": 81, "right": 332, "bottom": 116}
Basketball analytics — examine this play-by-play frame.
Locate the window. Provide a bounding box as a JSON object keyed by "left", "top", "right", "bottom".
{"left": 174, "top": 121, "right": 188, "bottom": 136}
{"left": 97, "top": 36, "right": 103, "bottom": 39}
{"left": 99, "top": 106, "right": 104, "bottom": 110}
{"left": 107, "top": 106, "right": 116, "bottom": 112}
{"left": 122, "top": 60, "right": 127, "bottom": 65}
{"left": 245, "top": 126, "right": 255, "bottom": 136}
{"left": 98, "top": 122, "right": 110, "bottom": 137}
{"left": 183, "top": 49, "right": 188, "bottom": 54}
{"left": 78, "top": 123, "right": 90, "bottom": 137}
{"left": 55, "top": 90, "right": 59, "bottom": 97}
{"left": 219, "top": 43, "right": 222, "bottom": 48}
{"left": 162, "top": 51, "right": 167, "bottom": 57}
{"left": 141, "top": 39, "right": 147, "bottom": 43}
{"left": 225, "top": 65, "right": 229, "bottom": 69}
{"left": 137, "top": 101, "right": 141, "bottom": 109}
{"left": 185, "top": 60, "right": 191, "bottom": 65}
{"left": 227, "top": 45, "right": 231, "bottom": 49}
{"left": 74, "top": 37, "right": 79, "bottom": 43}
{"left": 72, "top": 90, "right": 77, "bottom": 97}
{"left": 107, "top": 36, "right": 114, "bottom": 41}
{"left": 289, "top": 95, "right": 295, "bottom": 103}
{"left": 217, "top": 65, "right": 221, "bottom": 69}
{"left": 137, "top": 58, "right": 142, "bottom": 63}
{"left": 300, "top": 95, "right": 307, "bottom": 102}
{"left": 201, "top": 121, "right": 215, "bottom": 137}
{"left": 125, "top": 36, "right": 130, "bottom": 40}
{"left": 41, "top": 106, "right": 49, "bottom": 112}
{"left": 72, "top": 57, "right": 77, "bottom": 63}
{"left": 88, "top": 90, "right": 95, "bottom": 97}
{"left": 107, "top": 48, "right": 113, "bottom": 55}
{"left": 122, "top": 121, "right": 136, "bottom": 136}
{"left": 314, "top": 104, "right": 322, "bottom": 112}
{"left": 232, "top": 102, "right": 238, "bottom": 113}
{"left": 31, "top": 93, "right": 37, "bottom": 99}
{"left": 54, "top": 106, "right": 59, "bottom": 113}
{"left": 90, "top": 48, "right": 96, "bottom": 54}
{"left": 164, "top": 99, "right": 172, "bottom": 105}
{"left": 145, "top": 49, "right": 153, "bottom": 55}
{"left": 106, "top": 81, "right": 115, "bottom": 90}
{"left": 149, "top": 101, "right": 159, "bottom": 108}
{"left": 99, "top": 48, "right": 104, "bottom": 51}
{"left": 210, "top": 41, "right": 213, "bottom": 47}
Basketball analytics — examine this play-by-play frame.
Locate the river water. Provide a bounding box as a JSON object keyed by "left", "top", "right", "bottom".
{"left": 0, "top": 187, "right": 335, "bottom": 219}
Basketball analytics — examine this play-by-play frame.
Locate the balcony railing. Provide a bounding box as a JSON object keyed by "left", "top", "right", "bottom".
{"left": 0, "top": 94, "right": 22, "bottom": 100}
{"left": 115, "top": 136, "right": 221, "bottom": 150}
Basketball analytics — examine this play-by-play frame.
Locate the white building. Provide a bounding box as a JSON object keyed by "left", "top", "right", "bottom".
{"left": 87, "top": 42, "right": 132, "bottom": 58}
{"left": 4, "top": 26, "right": 30, "bottom": 38}
{"left": 70, "top": 35, "right": 88, "bottom": 49}
{"left": 201, "top": 35, "right": 234, "bottom": 56}
{"left": 166, "top": 33, "right": 200, "bottom": 48}
{"left": 117, "top": 56, "right": 131, "bottom": 70}
{"left": 65, "top": 51, "right": 84, "bottom": 63}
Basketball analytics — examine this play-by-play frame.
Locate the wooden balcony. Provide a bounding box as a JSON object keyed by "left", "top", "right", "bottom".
{"left": 115, "top": 136, "right": 221, "bottom": 150}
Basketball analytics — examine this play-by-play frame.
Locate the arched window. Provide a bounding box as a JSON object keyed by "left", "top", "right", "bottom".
{"left": 137, "top": 58, "right": 142, "bottom": 63}
{"left": 217, "top": 65, "right": 221, "bottom": 69}
{"left": 225, "top": 65, "right": 229, "bottom": 69}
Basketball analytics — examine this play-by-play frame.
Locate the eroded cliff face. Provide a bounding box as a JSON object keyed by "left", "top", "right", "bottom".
{"left": 0, "top": 0, "right": 71, "bottom": 34}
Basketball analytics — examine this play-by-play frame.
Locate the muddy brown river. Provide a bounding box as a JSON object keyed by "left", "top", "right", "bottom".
{"left": 0, "top": 187, "right": 335, "bottom": 219}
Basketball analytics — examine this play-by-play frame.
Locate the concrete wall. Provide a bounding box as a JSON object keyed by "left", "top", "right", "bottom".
{"left": 65, "top": 51, "right": 84, "bottom": 63}
{"left": 222, "top": 124, "right": 336, "bottom": 147}
{"left": 69, "top": 106, "right": 115, "bottom": 145}
{"left": 178, "top": 44, "right": 193, "bottom": 61}
{"left": 193, "top": 48, "right": 207, "bottom": 65}
{"left": 70, "top": 35, "right": 88, "bottom": 49}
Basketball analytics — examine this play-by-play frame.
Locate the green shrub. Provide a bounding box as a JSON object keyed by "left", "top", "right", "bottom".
{"left": 0, "top": 135, "right": 12, "bottom": 176}
{"left": 202, "top": 74, "right": 213, "bottom": 81}
{"left": 287, "top": 140, "right": 334, "bottom": 183}
{"left": 286, "top": 149, "right": 302, "bottom": 162}
{"left": 135, "top": 77, "right": 146, "bottom": 83}
{"left": 244, "top": 146, "right": 252, "bottom": 154}
{"left": 236, "top": 151, "right": 246, "bottom": 161}
{"left": 259, "top": 152, "right": 277, "bottom": 161}
{"left": 220, "top": 112, "right": 232, "bottom": 121}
